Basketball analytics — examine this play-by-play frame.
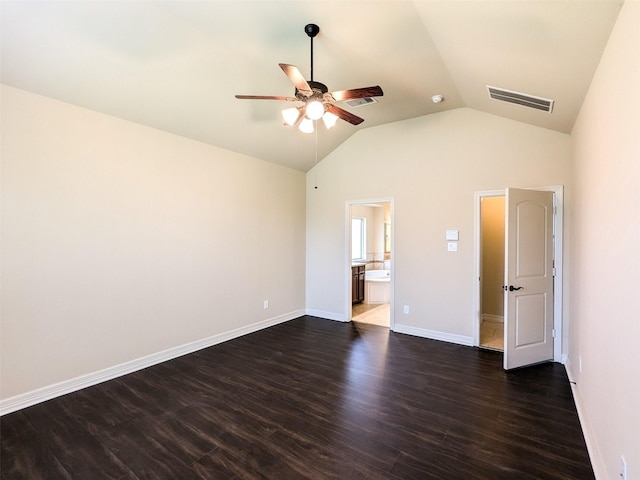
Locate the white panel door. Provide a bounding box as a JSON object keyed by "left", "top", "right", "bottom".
{"left": 504, "top": 188, "right": 554, "bottom": 370}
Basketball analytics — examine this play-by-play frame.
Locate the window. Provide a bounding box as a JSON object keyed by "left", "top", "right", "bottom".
{"left": 352, "top": 217, "right": 366, "bottom": 261}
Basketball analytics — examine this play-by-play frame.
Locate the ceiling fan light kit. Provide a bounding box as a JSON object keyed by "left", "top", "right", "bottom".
{"left": 282, "top": 107, "right": 302, "bottom": 126}
{"left": 236, "top": 24, "right": 383, "bottom": 134}
{"left": 305, "top": 100, "right": 325, "bottom": 120}
{"left": 322, "top": 111, "right": 339, "bottom": 129}
{"left": 299, "top": 117, "right": 314, "bottom": 134}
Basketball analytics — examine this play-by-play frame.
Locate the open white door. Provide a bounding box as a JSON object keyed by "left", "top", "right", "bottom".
{"left": 504, "top": 188, "right": 554, "bottom": 370}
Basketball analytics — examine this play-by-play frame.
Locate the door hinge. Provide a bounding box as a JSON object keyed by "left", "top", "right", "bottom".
{"left": 552, "top": 267, "right": 556, "bottom": 276}
{"left": 552, "top": 329, "right": 556, "bottom": 338}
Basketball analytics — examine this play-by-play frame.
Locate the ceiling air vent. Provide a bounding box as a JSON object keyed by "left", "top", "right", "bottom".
{"left": 487, "top": 86, "right": 554, "bottom": 113}
{"left": 344, "top": 97, "right": 378, "bottom": 108}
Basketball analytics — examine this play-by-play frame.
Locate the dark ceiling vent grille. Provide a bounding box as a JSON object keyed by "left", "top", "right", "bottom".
{"left": 344, "top": 97, "right": 378, "bottom": 108}
{"left": 487, "top": 86, "right": 554, "bottom": 113}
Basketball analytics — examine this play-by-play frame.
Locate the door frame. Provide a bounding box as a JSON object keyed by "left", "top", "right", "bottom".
{"left": 345, "top": 197, "right": 395, "bottom": 329}
{"left": 473, "top": 186, "right": 564, "bottom": 363}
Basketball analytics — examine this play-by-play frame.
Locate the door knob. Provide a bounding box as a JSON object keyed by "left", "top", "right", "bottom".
{"left": 509, "top": 285, "right": 523, "bottom": 291}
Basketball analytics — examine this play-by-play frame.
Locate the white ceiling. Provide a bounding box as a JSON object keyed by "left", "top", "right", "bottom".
{"left": 0, "top": 1, "right": 622, "bottom": 172}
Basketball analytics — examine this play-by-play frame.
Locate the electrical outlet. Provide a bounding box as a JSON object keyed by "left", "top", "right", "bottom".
{"left": 263, "top": 300, "right": 269, "bottom": 309}
{"left": 620, "top": 455, "right": 627, "bottom": 480}
{"left": 403, "top": 305, "right": 410, "bottom": 315}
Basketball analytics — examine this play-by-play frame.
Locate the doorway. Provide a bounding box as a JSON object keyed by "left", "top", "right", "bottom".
{"left": 474, "top": 186, "right": 564, "bottom": 366}
{"left": 479, "top": 195, "right": 505, "bottom": 351}
{"left": 347, "top": 199, "right": 394, "bottom": 329}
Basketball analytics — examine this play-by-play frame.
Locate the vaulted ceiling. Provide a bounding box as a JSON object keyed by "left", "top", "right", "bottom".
{"left": 1, "top": 1, "right": 622, "bottom": 171}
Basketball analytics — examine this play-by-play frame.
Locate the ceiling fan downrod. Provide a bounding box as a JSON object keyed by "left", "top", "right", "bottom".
{"left": 305, "top": 24, "right": 320, "bottom": 82}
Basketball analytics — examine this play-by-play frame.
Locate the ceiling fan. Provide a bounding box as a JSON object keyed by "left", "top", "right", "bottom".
{"left": 235, "top": 24, "right": 383, "bottom": 133}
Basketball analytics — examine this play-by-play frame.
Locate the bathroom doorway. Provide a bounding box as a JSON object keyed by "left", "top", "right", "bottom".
{"left": 347, "top": 199, "right": 393, "bottom": 329}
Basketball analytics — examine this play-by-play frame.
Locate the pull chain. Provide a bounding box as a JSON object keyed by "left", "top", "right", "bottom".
{"left": 314, "top": 122, "right": 318, "bottom": 189}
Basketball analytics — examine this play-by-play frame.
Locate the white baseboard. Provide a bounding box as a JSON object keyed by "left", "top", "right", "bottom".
{"left": 0, "top": 309, "right": 304, "bottom": 416}
{"left": 393, "top": 323, "right": 474, "bottom": 346}
{"left": 482, "top": 314, "right": 504, "bottom": 323}
{"left": 305, "top": 309, "right": 348, "bottom": 322}
{"left": 565, "top": 361, "right": 605, "bottom": 480}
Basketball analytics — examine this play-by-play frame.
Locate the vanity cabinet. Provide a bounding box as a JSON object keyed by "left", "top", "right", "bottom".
{"left": 352, "top": 265, "right": 365, "bottom": 304}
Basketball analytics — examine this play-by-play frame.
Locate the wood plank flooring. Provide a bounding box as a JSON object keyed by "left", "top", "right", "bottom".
{"left": 1, "top": 316, "right": 593, "bottom": 479}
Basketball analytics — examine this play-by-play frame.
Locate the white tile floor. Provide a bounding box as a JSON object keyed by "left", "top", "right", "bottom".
{"left": 352, "top": 303, "right": 390, "bottom": 327}
{"left": 353, "top": 306, "right": 503, "bottom": 349}
{"left": 480, "top": 319, "right": 504, "bottom": 351}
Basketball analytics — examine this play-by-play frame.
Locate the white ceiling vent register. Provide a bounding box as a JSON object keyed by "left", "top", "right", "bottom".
{"left": 344, "top": 97, "right": 378, "bottom": 108}
{"left": 487, "top": 86, "right": 554, "bottom": 113}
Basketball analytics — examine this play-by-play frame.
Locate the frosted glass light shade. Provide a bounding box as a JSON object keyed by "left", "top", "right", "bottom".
{"left": 282, "top": 107, "right": 300, "bottom": 126}
{"left": 305, "top": 100, "right": 325, "bottom": 120}
{"left": 322, "top": 111, "right": 339, "bottom": 129}
{"left": 298, "top": 117, "right": 314, "bottom": 133}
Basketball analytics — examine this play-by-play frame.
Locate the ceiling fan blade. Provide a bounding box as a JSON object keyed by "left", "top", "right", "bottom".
{"left": 325, "top": 104, "right": 364, "bottom": 125}
{"left": 279, "top": 64, "right": 312, "bottom": 95}
{"left": 329, "top": 86, "right": 384, "bottom": 102}
{"left": 235, "top": 95, "right": 298, "bottom": 101}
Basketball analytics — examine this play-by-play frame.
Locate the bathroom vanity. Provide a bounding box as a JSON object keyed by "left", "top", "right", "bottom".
{"left": 351, "top": 264, "right": 365, "bottom": 304}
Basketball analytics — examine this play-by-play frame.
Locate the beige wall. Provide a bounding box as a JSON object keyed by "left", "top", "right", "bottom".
{"left": 569, "top": 1, "right": 640, "bottom": 478}
{"left": 0, "top": 86, "right": 306, "bottom": 401}
{"left": 481, "top": 196, "right": 505, "bottom": 318}
{"left": 306, "top": 107, "right": 571, "bottom": 340}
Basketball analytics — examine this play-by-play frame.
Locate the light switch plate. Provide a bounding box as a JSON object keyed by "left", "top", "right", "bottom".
{"left": 448, "top": 242, "right": 458, "bottom": 252}
{"left": 446, "top": 230, "right": 459, "bottom": 241}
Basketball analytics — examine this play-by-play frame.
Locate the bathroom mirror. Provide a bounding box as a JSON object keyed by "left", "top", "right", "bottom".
{"left": 384, "top": 223, "right": 391, "bottom": 253}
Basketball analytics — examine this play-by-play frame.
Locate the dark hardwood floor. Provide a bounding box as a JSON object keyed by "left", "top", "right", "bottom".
{"left": 1, "top": 316, "right": 593, "bottom": 479}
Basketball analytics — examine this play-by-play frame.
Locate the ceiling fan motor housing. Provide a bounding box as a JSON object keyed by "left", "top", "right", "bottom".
{"left": 295, "top": 80, "right": 328, "bottom": 101}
